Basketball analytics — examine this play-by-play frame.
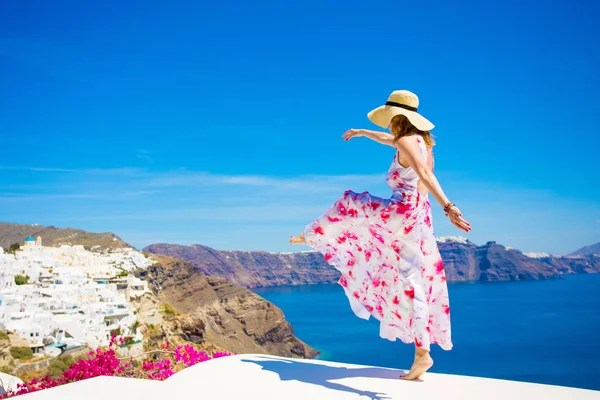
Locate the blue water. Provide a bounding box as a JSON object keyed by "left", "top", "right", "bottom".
{"left": 254, "top": 274, "right": 600, "bottom": 391}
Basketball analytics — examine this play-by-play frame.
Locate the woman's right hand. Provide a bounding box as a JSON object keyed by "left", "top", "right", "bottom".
{"left": 447, "top": 206, "right": 471, "bottom": 232}
{"left": 342, "top": 129, "right": 365, "bottom": 141}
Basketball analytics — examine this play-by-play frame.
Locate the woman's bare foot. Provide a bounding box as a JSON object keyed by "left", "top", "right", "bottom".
{"left": 289, "top": 233, "right": 306, "bottom": 245}
{"left": 399, "top": 354, "right": 434, "bottom": 380}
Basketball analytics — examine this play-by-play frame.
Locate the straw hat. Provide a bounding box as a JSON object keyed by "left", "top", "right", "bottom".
{"left": 367, "top": 90, "right": 435, "bottom": 131}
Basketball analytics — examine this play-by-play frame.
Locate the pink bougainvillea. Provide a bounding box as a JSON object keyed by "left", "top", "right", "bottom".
{"left": 0, "top": 334, "right": 235, "bottom": 398}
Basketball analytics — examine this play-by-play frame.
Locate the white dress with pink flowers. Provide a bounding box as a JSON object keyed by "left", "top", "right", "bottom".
{"left": 303, "top": 136, "right": 453, "bottom": 351}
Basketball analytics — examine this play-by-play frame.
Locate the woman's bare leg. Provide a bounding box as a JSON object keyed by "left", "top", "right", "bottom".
{"left": 400, "top": 345, "right": 434, "bottom": 380}
{"left": 289, "top": 233, "right": 306, "bottom": 245}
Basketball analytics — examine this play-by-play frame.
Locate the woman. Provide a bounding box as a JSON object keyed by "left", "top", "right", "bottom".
{"left": 289, "top": 90, "right": 471, "bottom": 380}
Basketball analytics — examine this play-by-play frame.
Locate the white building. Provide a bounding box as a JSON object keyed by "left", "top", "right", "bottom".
{"left": 0, "top": 238, "right": 155, "bottom": 354}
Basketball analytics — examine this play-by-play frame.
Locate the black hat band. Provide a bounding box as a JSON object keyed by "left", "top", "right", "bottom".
{"left": 385, "top": 101, "right": 417, "bottom": 112}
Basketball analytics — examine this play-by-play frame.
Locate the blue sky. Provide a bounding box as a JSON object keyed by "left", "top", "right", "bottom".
{"left": 0, "top": 0, "right": 598, "bottom": 255}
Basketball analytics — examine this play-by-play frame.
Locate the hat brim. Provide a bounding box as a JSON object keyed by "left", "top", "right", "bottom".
{"left": 367, "top": 105, "right": 435, "bottom": 131}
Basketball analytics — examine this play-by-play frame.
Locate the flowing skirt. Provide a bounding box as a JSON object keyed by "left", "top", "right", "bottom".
{"left": 303, "top": 189, "right": 453, "bottom": 351}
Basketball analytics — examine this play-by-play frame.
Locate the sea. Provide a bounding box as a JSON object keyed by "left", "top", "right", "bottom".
{"left": 253, "top": 273, "right": 600, "bottom": 391}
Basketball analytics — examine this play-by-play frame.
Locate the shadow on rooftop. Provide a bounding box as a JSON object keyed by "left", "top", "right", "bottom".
{"left": 242, "top": 355, "right": 416, "bottom": 400}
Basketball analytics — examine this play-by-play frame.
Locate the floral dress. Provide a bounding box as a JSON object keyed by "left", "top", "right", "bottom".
{"left": 303, "top": 136, "right": 453, "bottom": 351}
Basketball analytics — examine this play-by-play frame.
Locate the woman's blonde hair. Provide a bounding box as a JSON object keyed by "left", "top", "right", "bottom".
{"left": 389, "top": 114, "right": 436, "bottom": 148}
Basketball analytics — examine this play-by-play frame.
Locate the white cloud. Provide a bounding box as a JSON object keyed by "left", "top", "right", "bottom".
{"left": 1, "top": 166, "right": 598, "bottom": 254}
{"left": 0, "top": 166, "right": 77, "bottom": 173}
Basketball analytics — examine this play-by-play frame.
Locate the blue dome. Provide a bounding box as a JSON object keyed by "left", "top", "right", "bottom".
{"left": 25, "top": 237, "right": 35, "bottom": 242}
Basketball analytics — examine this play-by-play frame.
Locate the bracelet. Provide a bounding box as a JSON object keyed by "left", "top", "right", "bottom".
{"left": 443, "top": 202, "right": 455, "bottom": 214}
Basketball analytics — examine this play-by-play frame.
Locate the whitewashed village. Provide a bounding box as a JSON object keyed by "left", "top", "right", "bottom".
{"left": 0, "top": 236, "right": 154, "bottom": 360}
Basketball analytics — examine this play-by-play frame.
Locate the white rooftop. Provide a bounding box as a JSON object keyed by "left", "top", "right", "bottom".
{"left": 14, "top": 354, "right": 598, "bottom": 400}
{"left": 524, "top": 252, "right": 553, "bottom": 258}
{"left": 435, "top": 236, "right": 470, "bottom": 244}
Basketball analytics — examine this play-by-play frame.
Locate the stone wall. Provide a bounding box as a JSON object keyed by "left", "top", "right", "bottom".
{"left": 13, "top": 346, "right": 91, "bottom": 375}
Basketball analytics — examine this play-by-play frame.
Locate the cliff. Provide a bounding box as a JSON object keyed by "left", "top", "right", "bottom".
{"left": 144, "top": 239, "right": 600, "bottom": 288}
{"left": 133, "top": 255, "right": 319, "bottom": 359}
{"left": 438, "top": 240, "right": 558, "bottom": 282}
{"left": 143, "top": 244, "right": 340, "bottom": 288}
{"left": 522, "top": 253, "right": 600, "bottom": 275}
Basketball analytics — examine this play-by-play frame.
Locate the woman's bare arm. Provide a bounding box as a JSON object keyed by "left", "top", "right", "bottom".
{"left": 396, "top": 136, "right": 471, "bottom": 232}
{"left": 342, "top": 129, "right": 395, "bottom": 147}
{"left": 397, "top": 136, "right": 449, "bottom": 207}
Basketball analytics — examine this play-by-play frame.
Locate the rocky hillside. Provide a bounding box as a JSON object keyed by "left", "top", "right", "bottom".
{"left": 144, "top": 239, "right": 600, "bottom": 288}
{"left": 0, "top": 330, "right": 15, "bottom": 372}
{"left": 568, "top": 242, "right": 600, "bottom": 256}
{"left": 0, "top": 222, "right": 130, "bottom": 251}
{"left": 133, "top": 254, "right": 319, "bottom": 359}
